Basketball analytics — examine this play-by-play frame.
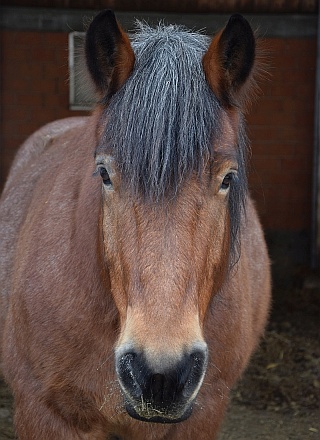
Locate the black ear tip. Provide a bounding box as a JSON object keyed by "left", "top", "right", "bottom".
{"left": 218, "top": 13, "right": 256, "bottom": 98}
{"left": 222, "top": 13, "right": 255, "bottom": 51}
{"left": 102, "top": 9, "right": 117, "bottom": 22}
{"left": 86, "top": 9, "right": 122, "bottom": 93}
{"left": 225, "top": 14, "right": 254, "bottom": 42}
{"left": 87, "top": 10, "right": 118, "bottom": 37}
{"left": 227, "top": 14, "right": 252, "bottom": 29}
{"left": 105, "top": 9, "right": 115, "bottom": 17}
{"left": 89, "top": 9, "right": 117, "bottom": 29}
{"left": 93, "top": 9, "right": 115, "bottom": 20}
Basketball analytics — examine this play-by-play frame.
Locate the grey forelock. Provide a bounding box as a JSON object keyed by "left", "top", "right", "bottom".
{"left": 100, "top": 23, "right": 223, "bottom": 201}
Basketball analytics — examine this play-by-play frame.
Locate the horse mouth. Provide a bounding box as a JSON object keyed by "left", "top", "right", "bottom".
{"left": 116, "top": 345, "right": 208, "bottom": 424}
{"left": 125, "top": 400, "right": 193, "bottom": 424}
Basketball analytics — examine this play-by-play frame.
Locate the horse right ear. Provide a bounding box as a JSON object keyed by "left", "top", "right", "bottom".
{"left": 203, "top": 14, "right": 256, "bottom": 108}
{"left": 85, "top": 10, "right": 135, "bottom": 101}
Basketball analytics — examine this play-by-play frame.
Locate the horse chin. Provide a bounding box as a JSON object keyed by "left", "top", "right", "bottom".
{"left": 125, "top": 402, "right": 193, "bottom": 424}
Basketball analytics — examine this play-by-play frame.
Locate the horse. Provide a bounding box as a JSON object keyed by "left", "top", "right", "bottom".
{"left": 0, "top": 10, "right": 271, "bottom": 440}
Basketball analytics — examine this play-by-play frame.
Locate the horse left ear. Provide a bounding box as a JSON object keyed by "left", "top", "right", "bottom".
{"left": 203, "top": 14, "right": 256, "bottom": 108}
{"left": 85, "top": 10, "right": 135, "bottom": 101}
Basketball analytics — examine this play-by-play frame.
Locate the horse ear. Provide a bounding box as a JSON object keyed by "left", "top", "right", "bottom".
{"left": 203, "top": 14, "right": 256, "bottom": 108}
{"left": 85, "top": 10, "right": 135, "bottom": 100}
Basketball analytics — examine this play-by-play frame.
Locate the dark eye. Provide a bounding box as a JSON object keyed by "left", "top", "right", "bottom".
{"left": 221, "top": 173, "right": 233, "bottom": 190}
{"left": 99, "top": 167, "right": 112, "bottom": 186}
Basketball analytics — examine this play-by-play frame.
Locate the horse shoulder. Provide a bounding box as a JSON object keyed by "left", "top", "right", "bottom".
{"left": 2, "top": 117, "right": 87, "bottom": 194}
{"left": 0, "top": 116, "right": 92, "bottom": 339}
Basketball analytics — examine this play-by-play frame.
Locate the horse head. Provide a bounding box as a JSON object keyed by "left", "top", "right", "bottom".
{"left": 85, "top": 10, "right": 257, "bottom": 423}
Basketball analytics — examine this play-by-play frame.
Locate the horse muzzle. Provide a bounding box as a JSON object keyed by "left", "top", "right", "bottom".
{"left": 115, "top": 345, "right": 208, "bottom": 423}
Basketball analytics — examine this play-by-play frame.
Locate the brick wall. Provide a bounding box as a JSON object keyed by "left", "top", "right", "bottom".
{"left": 249, "top": 38, "right": 316, "bottom": 232}
{"left": 0, "top": 30, "right": 88, "bottom": 193}
{"left": 0, "top": 30, "right": 317, "bottom": 235}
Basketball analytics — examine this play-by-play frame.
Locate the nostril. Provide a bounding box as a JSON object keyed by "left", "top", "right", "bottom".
{"left": 176, "top": 350, "right": 206, "bottom": 392}
{"left": 191, "top": 350, "right": 207, "bottom": 375}
{"left": 117, "top": 352, "right": 143, "bottom": 398}
{"left": 120, "top": 352, "right": 135, "bottom": 363}
{"left": 118, "top": 352, "right": 135, "bottom": 375}
{"left": 177, "top": 356, "right": 194, "bottom": 389}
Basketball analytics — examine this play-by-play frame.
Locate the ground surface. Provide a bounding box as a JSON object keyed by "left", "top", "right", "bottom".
{"left": 1, "top": 283, "right": 319, "bottom": 439}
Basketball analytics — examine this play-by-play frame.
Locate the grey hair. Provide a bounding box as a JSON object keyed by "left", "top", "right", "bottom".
{"left": 99, "top": 23, "right": 223, "bottom": 201}
{"left": 96, "top": 22, "right": 250, "bottom": 266}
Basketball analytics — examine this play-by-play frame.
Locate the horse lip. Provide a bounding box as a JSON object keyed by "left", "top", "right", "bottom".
{"left": 125, "top": 400, "right": 193, "bottom": 424}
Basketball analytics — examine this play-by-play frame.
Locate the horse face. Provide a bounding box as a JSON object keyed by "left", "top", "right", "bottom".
{"left": 96, "top": 143, "right": 237, "bottom": 422}
{"left": 87, "top": 9, "right": 256, "bottom": 425}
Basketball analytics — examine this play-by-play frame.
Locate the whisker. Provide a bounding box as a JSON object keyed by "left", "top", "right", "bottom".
{"left": 99, "top": 396, "right": 108, "bottom": 411}
{"left": 208, "top": 361, "right": 222, "bottom": 373}
{"left": 97, "top": 353, "right": 114, "bottom": 371}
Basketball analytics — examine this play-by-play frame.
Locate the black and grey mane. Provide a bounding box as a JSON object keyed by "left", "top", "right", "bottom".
{"left": 99, "top": 23, "right": 248, "bottom": 264}
{"left": 100, "top": 23, "right": 223, "bottom": 200}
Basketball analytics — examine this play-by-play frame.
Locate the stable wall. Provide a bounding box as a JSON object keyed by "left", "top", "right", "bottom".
{"left": 0, "top": 30, "right": 87, "bottom": 184}
{"left": 0, "top": 9, "right": 317, "bottom": 285}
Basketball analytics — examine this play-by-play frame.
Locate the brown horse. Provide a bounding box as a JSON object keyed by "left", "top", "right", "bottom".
{"left": 0, "top": 11, "right": 270, "bottom": 440}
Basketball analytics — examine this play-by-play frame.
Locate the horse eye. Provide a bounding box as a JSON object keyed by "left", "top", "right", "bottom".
{"left": 221, "top": 173, "right": 233, "bottom": 190}
{"left": 99, "top": 167, "right": 112, "bottom": 186}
